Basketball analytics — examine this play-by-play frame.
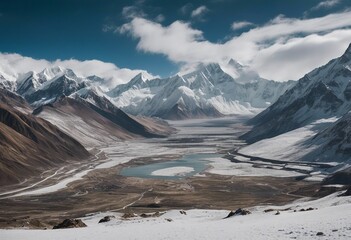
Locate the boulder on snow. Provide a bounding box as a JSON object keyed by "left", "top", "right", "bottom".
{"left": 53, "top": 219, "right": 87, "bottom": 229}
{"left": 224, "top": 208, "right": 251, "bottom": 218}
{"left": 140, "top": 212, "right": 162, "bottom": 218}
{"left": 98, "top": 216, "right": 114, "bottom": 223}
{"left": 121, "top": 212, "right": 138, "bottom": 219}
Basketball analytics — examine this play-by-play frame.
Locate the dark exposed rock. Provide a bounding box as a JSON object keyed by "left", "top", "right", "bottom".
{"left": 225, "top": 208, "right": 251, "bottom": 218}
{"left": 316, "top": 232, "right": 324, "bottom": 236}
{"left": 53, "top": 219, "right": 87, "bottom": 229}
{"left": 121, "top": 213, "right": 138, "bottom": 219}
{"left": 324, "top": 168, "right": 351, "bottom": 185}
{"left": 264, "top": 207, "right": 291, "bottom": 213}
{"left": 338, "top": 186, "right": 351, "bottom": 197}
{"left": 299, "top": 207, "right": 316, "bottom": 212}
{"left": 275, "top": 211, "right": 280, "bottom": 215}
{"left": 140, "top": 212, "right": 162, "bottom": 218}
{"left": 179, "top": 210, "right": 187, "bottom": 215}
{"left": 146, "top": 203, "right": 161, "bottom": 208}
{"left": 98, "top": 216, "right": 113, "bottom": 223}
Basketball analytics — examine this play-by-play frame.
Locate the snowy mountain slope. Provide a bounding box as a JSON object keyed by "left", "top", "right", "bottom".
{"left": 72, "top": 87, "right": 174, "bottom": 138}
{"left": 108, "top": 61, "right": 295, "bottom": 119}
{"left": 33, "top": 97, "right": 138, "bottom": 147}
{"left": 238, "top": 117, "right": 350, "bottom": 165}
{"left": 0, "top": 89, "right": 89, "bottom": 185}
{"left": 0, "top": 73, "right": 15, "bottom": 91}
{"left": 34, "top": 90, "right": 174, "bottom": 147}
{"left": 26, "top": 74, "right": 88, "bottom": 106}
{"left": 242, "top": 43, "right": 351, "bottom": 143}
{"left": 311, "top": 111, "right": 351, "bottom": 158}
{"left": 2, "top": 190, "right": 350, "bottom": 240}
{"left": 0, "top": 88, "right": 31, "bottom": 114}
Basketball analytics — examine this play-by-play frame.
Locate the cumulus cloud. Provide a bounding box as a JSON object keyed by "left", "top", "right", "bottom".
{"left": 312, "top": 0, "right": 341, "bottom": 10}
{"left": 119, "top": 10, "right": 351, "bottom": 81}
{"left": 252, "top": 29, "right": 351, "bottom": 80}
{"left": 0, "top": 53, "right": 157, "bottom": 88}
{"left": 191, "top": 6, "right": 209, "bottom": 19}
{"left": 231, "top": 21, "right": 254, "bottom": 30}
{"left": 118, "top": 18, "right": 222, "bottom": 63}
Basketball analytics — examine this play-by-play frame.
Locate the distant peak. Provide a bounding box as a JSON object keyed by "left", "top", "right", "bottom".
{"left": 205, "top": 62, "right": 221, "bottom": 69}
{"left": 197, "top": 63, "right": 222, "bottom": 74}
{"left": 228, "top": 58, "right": 243, "bottom": 69}
{"left": 346, "top": 42, "right": 351, "bottom": 53}
{"left": 130, "top": 72, "right": 147, "bottom": 84}
{"left": 339, "top": 42, "right": 351, "bottom": 63}
{"left": 43, "top": 66, "right": 64, "bottom": 73}
{"left": 343, "top": 42, "right": 351, "bottom": 57}
{"left": 135, "top": 72, "right": 146, "bottom": 80}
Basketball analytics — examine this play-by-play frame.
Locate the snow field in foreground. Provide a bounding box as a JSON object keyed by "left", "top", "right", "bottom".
{"left": 1, "top": 191, "right": 351, "bottom": 240}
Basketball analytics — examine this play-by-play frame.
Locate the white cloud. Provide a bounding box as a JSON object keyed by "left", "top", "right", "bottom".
{"left": 231, "top": 21, "right": 254, "bottom": 30}
{"left": 191, "top": 6, "right": 209, "bottom": 18}
{"left": 155, "top": 14, "right": 165, "bottom": 22}
{"left": 121, "top": 5, "right": 146, "bottom": 19}
{"left": 180, "top": 3, "right": 193, "bottom": 15}
{"left": 118, "top": 18, "right": 222, "bottom": 63}
{"left": 119, "top": 10, "right": 351, "bottom": 81}
{"left": 312, "top": 0, "right": 341, "bottom": 10}
{"left": 253, "top": 29, "right": 351, "bottom": 80}
{"left": 0, "top": 53, "right": 157, "bottom": 88}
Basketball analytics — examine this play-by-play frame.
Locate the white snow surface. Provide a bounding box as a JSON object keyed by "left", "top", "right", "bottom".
{"left": 1, "top": 191, "right": 350, "bottom": 240}
{"left": 206, "top": 157, "right": 304, "bottom": 177}
{"left": 151, "top": 166, "right": 195, "bottom": 176}
{"left": 239, "top": 118, "right": 339, "bottom": 162}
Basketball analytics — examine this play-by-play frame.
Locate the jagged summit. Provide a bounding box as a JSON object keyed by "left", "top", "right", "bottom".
{"left": 39, "top": 66, "right": 77, "bottom": 81}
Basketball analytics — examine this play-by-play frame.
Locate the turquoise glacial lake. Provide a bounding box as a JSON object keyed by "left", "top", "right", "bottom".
{"left": 120, "top": 153, "right": 221, "bottom": 180}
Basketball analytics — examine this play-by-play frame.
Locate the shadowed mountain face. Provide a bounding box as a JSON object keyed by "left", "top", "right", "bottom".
{"left": 0, "top": 90, "right": 90, "bottom": 186}
{"left": 242, "top": 43, "right": 351, "bottom": 143}
{"left": 0, "top": 88, "right": 31, "bottom": 113}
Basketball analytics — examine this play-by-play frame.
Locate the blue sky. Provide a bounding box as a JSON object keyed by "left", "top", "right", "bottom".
{"left": 0, "top": 0, "right": 351, "bottom": 85}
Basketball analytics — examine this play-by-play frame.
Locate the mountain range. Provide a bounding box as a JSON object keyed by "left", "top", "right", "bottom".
{"left": 0, "top": 59, "right": 295, "bottom": 120}
{"left": 107, "top": 60, "right": 295, "bottom": 119}
{"left": 1, "top": 44, "right": 351, "bottom": 184}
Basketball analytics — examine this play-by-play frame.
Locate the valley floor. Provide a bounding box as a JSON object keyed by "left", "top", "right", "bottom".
{"left": 0, "top": 116, "right": 349, "bottom": 239}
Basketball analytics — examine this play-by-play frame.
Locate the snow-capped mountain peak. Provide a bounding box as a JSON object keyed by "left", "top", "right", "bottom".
{"left": 38, "top": 66, "right": 78, "bottom": 82}
{"left": 107, "top": 60, "right": 294, "bottom": 119}
{"left": 129, "top": 72, "right": 148, "bottom": 86}
{"left": 221, "top": 58, "right": 261, "bottom": 84}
